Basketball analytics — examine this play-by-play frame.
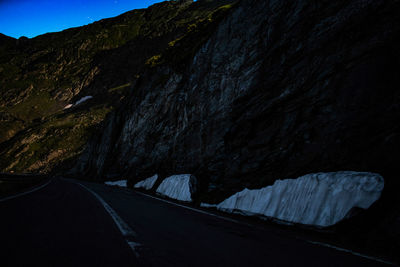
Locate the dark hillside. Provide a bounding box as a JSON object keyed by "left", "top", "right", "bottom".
{"left": 0, "top": 0, "right": 236, "bottom": 173}
{"left": 1, "top": 0, "right": 399, "bottom": 260}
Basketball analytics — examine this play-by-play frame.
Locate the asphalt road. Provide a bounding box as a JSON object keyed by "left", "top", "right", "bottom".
{"left": 0, "top": 178, "right": 390, "bottom": 267}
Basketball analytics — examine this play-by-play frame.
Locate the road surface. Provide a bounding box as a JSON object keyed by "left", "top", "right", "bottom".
{"left": 0, "top": 178, "right": 390, "bottom": 266}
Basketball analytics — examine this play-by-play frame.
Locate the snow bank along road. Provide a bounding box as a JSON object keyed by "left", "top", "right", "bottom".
{"left": 0, "top": 178, "right": 391, "bottom": 267}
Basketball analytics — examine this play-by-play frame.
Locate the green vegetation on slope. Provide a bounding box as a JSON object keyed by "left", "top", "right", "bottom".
{"left": 0, "top": 0, "right": 237, "bottom": 173}
{"left": 0, "top": 105, "right": 112, "bottom": 173}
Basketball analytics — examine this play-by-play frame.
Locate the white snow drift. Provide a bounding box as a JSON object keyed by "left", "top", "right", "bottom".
{"left": 63, "top": 104, "right": 73, "bottom": 110}
{"left": 62, "top": 96, "right": 93, "bottom": 110}
{"left": 205, "top": 171, "right": 384, "bottom": 227}
{"left": 105, "top": 180, "right": 127, "bottom": 187}
{"left": 75, "top": 95, "right": 93, "bottom": 105}
{"left": 156, "top": 174, "right": 197, "bottom": 202}
{"left": 134, "top": 174, "right": 159, "bottom": 190}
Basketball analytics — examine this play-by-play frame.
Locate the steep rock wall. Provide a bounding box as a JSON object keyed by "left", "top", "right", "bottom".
{"left": 76, "top": 0, "right": 400, "bottom": 204}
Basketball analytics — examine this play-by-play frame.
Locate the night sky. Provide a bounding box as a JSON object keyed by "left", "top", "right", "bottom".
{"left": 0, "top": 0, "right": 165, "bottom": 38}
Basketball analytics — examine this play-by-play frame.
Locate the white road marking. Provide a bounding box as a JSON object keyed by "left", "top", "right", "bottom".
{"left": 75, "top": 182, "right": 140, "bottom": 255}
{"left": 0, "top": 179, "right": 52, "bottom": 202}
{"left": 70, "top": 180, "right": 396, "bottom": 265}
{"left": 127, "top": 241, "right": 142, "bottom": 257}
{"left": 136, "top": 190, "right": 397, "bottom": 266}
{"left": 135, "top": 190, "right": 241, "bottom": 225}
{"left": 307, "top": 240, "right": 397, "bottom": 266}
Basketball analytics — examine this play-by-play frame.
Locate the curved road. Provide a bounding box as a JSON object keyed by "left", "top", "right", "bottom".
{"left": 0, "top": 178, "right": 390, "bottom": 266}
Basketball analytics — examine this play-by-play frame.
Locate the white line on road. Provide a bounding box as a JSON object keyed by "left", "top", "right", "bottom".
{"left": 135, "top": 190, "right": 397, "bottom": 266}
{"left": 134, "top": 190, "right": 242, "bottom": 225}
{"left": 307, "top": 241, "right": 398, "bottom": 266}
{"left": 0, "top": 179, "right": 52, "bottom": 202}
{"left": 127, "top": 241, "right": 141, "bottom": 257}
{"left": 75, "top": 182, "right": 141, "bottom": 255}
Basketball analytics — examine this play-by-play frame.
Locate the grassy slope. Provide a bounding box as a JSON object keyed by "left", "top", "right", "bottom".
{"left": 0, "top": 0, "right": 236, "bottom": 174}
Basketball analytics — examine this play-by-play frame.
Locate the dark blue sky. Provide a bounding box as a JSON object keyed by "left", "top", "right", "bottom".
{"left": 0, "top": 0, "right": 165, "bottom": 38}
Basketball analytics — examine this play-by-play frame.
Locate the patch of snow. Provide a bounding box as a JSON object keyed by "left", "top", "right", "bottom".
{"left": 156, "top": 174, "right": 197, "bottom": 202}
{"left": 75, "top": 95, "right": 93, "bottom": 105}
{"left": 214, "top": 171, "right": 384, "bottom": 227}
{"left": 104, "top": 180, "right": 127, "bottom": 187}
{"left": 63, "top": 104, "right": 73, "bottom": 110}
{"left": 134, "top": 174, "right": 158, "bottom": 190}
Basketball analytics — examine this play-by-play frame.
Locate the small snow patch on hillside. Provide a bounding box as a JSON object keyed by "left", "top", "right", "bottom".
{"left": 75, "top": 96, "right": 93, "bottom": 105}
{"left": 105, "top": 180, "right": 127, "bottom": 187}
{"left": 63, "top": 104, "right": 73, "bottom": 110}
{"left": 134, "top": 174, "right": 158, "bottom": 190}
{"left": 156, "top": 174, "right": 197, "bottom": 202}
{"left": 207, "top": 171, "right": 384, "bottom": 227}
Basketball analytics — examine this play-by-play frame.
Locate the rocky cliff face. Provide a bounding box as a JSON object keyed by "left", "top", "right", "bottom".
{"left": 0, "top": 0, "right": 235, "bottom": 173}
{"left": 77, "top": 0, "right": 400, "bottom": 204}
{"left": 2, "top": 0, "right": 400, "bottom": 258}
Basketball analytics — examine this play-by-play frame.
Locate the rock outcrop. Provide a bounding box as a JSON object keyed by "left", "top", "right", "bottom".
{"left": 76, "top": 0, "right": 400, "bottom": 205}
